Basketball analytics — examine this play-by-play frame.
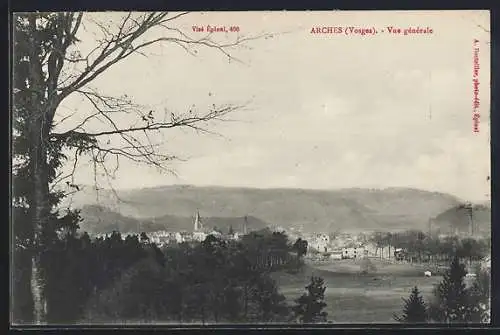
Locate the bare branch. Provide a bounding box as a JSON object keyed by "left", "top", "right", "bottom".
{"left": 55, "top": 104, "right": 242, "bottom": 138}
{"left": 59, "top": 13, "right": 168, "bottom": 97}
{"left": 58, "top": 12, "right": 270, "bottom": 100}
{"left": 15, "top": 12, "right": 262, "bottom": 214}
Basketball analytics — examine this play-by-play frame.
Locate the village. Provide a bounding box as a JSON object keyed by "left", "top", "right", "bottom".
{"left": 92, "top": 210, "right": 491, "bottom": 275}
{"left": 94, "top": 211, "right": 245, "bottom": 246}
{"left": 92, "top": 211, "right": 403, "bottom": 262}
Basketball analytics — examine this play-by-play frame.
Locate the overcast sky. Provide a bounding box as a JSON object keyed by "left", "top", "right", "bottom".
{"left": 56, "top": 10, "right": 490, "bottom": 202}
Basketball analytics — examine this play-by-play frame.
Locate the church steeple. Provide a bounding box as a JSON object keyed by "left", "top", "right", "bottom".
{"left": 194, "top": 210, "right": 202, "bottom": 232}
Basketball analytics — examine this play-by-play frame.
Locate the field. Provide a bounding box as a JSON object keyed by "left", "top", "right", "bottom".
{"left": 272, "top": 258, "right": 443, "bottom": 323}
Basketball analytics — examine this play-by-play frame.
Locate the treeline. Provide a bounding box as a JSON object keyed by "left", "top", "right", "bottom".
{"left": 85, "top": 229, "right": 312, "bottom": 323}
{"left": 395, "top": 256, "right": 490, "bottom": 323}
{"left": 21, "top": 227, "right": 320, "bottom": 324}
{"left": 369, "top": 230, "right": 490, "bottom": 263}
{"left": 239, "top": 229, "right": 305, "bottom": 272}
{"left": 36, "top": 231, "right": 165, "bottom": 323}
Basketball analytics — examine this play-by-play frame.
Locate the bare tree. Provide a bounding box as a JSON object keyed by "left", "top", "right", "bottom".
{"left": 12, "top": 12, "right": 269, "bottom": 324}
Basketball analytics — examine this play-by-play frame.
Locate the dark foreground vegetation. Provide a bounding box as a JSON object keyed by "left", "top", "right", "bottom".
{"left": 394, "top": 256, "right": 490, "bottom": 323}
{"left": 14, "top": 225, "right": 318, "bottom": 324}
{"left": 14, "top": 221, "right": 490, "bottom": 325}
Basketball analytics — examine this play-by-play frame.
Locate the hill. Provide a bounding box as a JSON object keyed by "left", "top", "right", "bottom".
{"left": 78, "top": 205, "right": 154, "bottom": 234}
{"left": 432, "top": 204, "right": 491, "bottom": 235}
{"left": 64, "top": 185, "right": 466, "bottom": 234}
{"left": 79, "top": 205, "right": 269, "bottom": 234}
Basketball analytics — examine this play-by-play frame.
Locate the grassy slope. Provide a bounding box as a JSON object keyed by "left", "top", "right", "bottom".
{"left": 272, "top": 261, "right": 442, "bottom": 323}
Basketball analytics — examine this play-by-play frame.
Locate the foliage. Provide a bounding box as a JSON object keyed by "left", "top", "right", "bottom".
{"left": 250, "top": 275, "right": 290, "bottom": 322}
{"left": 84, "top": 258, "right": 167, "bottom": 322}
{"left": 292, "top": 238, "right": 308, "bottom": 258}
{"left": 12, "top": 13, "right": 88, "bottom": 323}
{"left": 77, "top": 232, "right": 300, "bottom": 324}
{"left": 239, "top": 229, "right": 298, "bottom": 271}
{"left": 394, "top": 286, "right": 428, "bottom": 323}
{"left": 292, "top": 276, "right": 328, "bottom": 323}
{"left": 369, "top": 230, "right": 489, "bottom": 264}
{"left": 428, "top": 256, "right": 475, "bottom": 323}
{"left": 392, "top": 256, "right": 490, "bottom": 324}
{"left": 39, "top": 231, "right": 155, "bottom": 323}
{"left": 467, "top": 267, "right": 491, "bottom": 323}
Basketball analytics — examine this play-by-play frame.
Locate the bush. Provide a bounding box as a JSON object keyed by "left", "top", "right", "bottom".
{"left": 394, "top": 286, "right": 428, "bottom": 323}
{"left": 292, "top": 276, "right": 328, "bottom": 323}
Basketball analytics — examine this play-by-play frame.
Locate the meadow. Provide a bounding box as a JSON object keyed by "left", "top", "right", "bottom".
{"left": 273, "top": 259, "right": 443, "bottom": 323}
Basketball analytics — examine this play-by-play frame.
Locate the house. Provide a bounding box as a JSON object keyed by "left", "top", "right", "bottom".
{"left": 175, "top": 232, "right": 183, "bottom": 243}
{"left": 221, "top": 232, "right": 240, "bottom": 241}
{"left": 342, "top": 247, "right": 354, "bottom": 259}
{"left": 342, "top": 246, "right": 364, "bottom": 259}
{"left": 150, "top": 236, "right": 161, "bottom": 244}
{"left": 193, "top": 231, "right": 207, "bottom": 242}
{"left": 150, "top": 232, "right": 179, "bottom": 245}
{"left": 329, "top": 252, "right": 343, "bottom": 260}
{"left": 310, "top": 233, "right": 330, "bottom": 253}
{"left": 340, "top": 243, "right": 366, "bottom": 259}
{"left": 271, "top": 225, "right": 286, "bottom": 233}
{"left": 394, "top": 248, "right": 407, "bottom": 261}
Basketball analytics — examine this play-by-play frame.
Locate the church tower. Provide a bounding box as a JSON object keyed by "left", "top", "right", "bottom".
{"left": 194, "top": 210, "right": 202, "bottom": 232}
{"left": 243, "top": 215, "right": 248, "bottom": 235}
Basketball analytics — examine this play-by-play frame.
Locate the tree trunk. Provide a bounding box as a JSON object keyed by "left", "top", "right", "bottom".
{"left": 27, "top": 102, "right": 53, "bottom": 325}
{"left": 214, "top": 296, "right": 220, "bottom": 323}
{"left": 28, "top": 109, "right": 52, "bottom": 324}
{"left": 243, "top": 284, "right": 248, "bottom": 319}
{"left": 12, "top": 248, "right": 34, "bottom": 324}
{"left": 30, "top": 255, "right": 45, "bottom": 323}
{"left": 26, "top": 15, "right": 53, "bottom": 324}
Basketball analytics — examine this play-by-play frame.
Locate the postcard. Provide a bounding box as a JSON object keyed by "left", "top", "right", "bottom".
{"left": 11, "top": 10, "right": 490, "bottom": 325}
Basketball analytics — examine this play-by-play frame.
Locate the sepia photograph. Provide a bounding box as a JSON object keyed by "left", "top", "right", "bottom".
{"left": 11, "top": 10, "right": 491, "bottom": 325}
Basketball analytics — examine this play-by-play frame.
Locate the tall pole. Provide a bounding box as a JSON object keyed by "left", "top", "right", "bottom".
{"left": 465, "top": 203, "right": 474, "bottom": 271}
{"left": 467, "top": 203, "right": 474, "bottom": 237}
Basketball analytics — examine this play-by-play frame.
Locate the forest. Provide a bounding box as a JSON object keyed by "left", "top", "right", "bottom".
{"left": 366, "top": 230, "right": 490, "bottom": 264}
{"left": 14, "top": 225, "right": 309, "bottom": 324}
